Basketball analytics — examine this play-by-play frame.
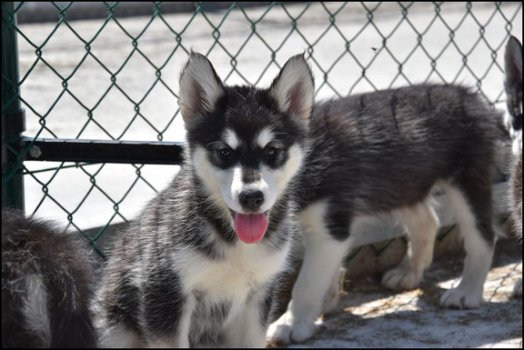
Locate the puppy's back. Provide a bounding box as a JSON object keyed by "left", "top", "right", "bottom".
{"left": 299, "top": 84, "right": 504, "bottom": 212}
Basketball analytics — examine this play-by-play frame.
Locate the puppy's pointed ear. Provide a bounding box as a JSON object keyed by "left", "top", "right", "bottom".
{"left": 179, "top": 53, "right": 224, "bottom": 125}
{"left": 269, "top": 55, "right": 314, "bottom": 123}
{"left": 505, "top": 36, "right": 522, "bottom": 88}
{"left": 504, "top": 36, "right": 522, "bottom": 132}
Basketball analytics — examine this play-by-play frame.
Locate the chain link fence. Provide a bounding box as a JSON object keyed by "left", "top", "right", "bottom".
{"left": 2, "top": 1, "right": 521, "bottom": 259}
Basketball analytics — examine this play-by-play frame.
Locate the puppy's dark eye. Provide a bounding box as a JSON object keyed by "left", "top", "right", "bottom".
{"left": 264, "top": 146, "right": 278, "bottom": 158}
{"left": 218, "top": 147, "right": 232, "bottom": 160}
{"left": 263, "top": 143, "right": 284, "bottom": 164}
{"left": 208, "top": 142, "right": 236, "bottom": 165}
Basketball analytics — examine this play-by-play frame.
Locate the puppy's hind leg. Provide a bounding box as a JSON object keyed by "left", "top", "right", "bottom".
{"left": 382, "top": 198, "right": 440, "bottom": 290}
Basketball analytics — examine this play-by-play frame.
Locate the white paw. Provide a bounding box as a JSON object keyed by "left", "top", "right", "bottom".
{"left": 266, "top": 311, "right": 316, "bottom": 344}
{"left": 513, "top": 278, "right": 522, "bottom": 297}
{"left": 381, "top": 266, "right": 422, "bottom": 290}
{"left": 440, "top": 287, "right": 482, "bottom": 309}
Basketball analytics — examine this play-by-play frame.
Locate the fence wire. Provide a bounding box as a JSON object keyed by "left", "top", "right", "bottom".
{"left": 2, "top": 2, "right": 521, "bottom": 257}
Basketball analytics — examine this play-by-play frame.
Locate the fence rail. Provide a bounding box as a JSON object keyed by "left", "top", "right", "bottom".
{"left": 21, "top": 137, "right": 184, "bottom": 164}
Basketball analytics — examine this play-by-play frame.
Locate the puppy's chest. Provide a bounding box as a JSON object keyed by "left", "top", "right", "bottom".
{"left": 180, "top": 243, "right": 288, "bottom": 299}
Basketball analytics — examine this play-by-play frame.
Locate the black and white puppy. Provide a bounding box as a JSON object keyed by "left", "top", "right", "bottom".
{"left": 94, "top": 53, "right": 313, "bottom": 347}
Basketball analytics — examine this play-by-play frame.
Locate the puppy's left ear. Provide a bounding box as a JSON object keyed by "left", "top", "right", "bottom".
{"left": 179, "top": 52, "right": 225, "bottom": 127}
{"left": 269, "top": 55, "right": 314, "bottom": 123}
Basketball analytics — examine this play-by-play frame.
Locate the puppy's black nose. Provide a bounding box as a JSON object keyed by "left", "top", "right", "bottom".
{"left": 239, "top": 190, "right": 264, "bottom": 211}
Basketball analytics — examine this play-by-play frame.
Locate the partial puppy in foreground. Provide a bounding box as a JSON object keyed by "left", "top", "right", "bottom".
{"left": 94, "top": 53, "right": 312, "bottom": 347}
{"left": 268, "top": 81, "right": 506, "bottom": 342}
{"left": 503, "top": 35, "right": 522, "bottom": 296}
{"left": 2, "top": 209, "right": 97, "bottom": 348}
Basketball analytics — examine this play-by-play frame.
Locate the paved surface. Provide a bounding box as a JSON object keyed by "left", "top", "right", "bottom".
{"left": 268, "top": 238, "right": 522, "bottom": 348}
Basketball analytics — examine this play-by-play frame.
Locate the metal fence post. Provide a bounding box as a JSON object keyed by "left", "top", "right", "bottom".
{"left": 2, "top": 1, "right": 25, "bottom": 211}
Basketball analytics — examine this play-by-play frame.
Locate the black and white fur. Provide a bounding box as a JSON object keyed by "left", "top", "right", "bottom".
{"left": 268, "top": 82, "right": 505, "bottom": 342}
{"left": 2, "top": 208, "right": 97, "bottom": 348}
{"left": 504, "top": 35, "right": 522, "bottom": 297}
{"left": 94, "top": 53, "right": 312, "bottom": 347}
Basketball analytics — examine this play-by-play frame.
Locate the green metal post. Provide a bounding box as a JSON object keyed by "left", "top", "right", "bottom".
{"left": 2, "top": 1, "right": 25, "bottom": 211}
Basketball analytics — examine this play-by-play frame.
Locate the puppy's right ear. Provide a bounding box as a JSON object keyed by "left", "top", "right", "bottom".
{"left": 179, "top": 53, "right": 224, "bottom": 126}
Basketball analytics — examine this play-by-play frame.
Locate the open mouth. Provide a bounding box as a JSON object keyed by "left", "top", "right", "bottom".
{"left": 230, "top": 210, "right": 269, "bottom": 244}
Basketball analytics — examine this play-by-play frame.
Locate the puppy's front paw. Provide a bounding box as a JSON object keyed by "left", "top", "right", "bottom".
{"left": 440, "top": 287, "right": 482, "bottom": 309}
{"left": 381, "top": 266, "right": 422, "bottom": 290}
{"left": 266, "top": 311, "right": 316, "bottom": 345}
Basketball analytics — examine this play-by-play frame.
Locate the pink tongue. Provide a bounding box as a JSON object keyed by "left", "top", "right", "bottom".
{"left": 234, "top": 213, "right": 268, "bottom": 244}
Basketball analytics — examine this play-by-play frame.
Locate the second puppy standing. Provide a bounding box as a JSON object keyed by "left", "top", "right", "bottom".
{"left": 268, "top": 79, "right": 506, "bottom": 341}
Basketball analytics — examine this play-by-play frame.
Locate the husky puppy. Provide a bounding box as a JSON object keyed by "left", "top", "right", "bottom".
{"left": 94, "top": 53, "right": 313, "bottom": 347}
{"left": 2, "top": 208, "right": 97, "bottom": 348}
{"left": 504, "top": 35, "right": 522, "bottom": 296}
{"left": 268, "top": 82, "right": 505, "bottom": 343}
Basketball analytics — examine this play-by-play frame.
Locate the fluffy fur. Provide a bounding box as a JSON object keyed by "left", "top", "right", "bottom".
{"left": 504, "top": 35, "right": 522, "bottom": 297}
{"left": 268, "top": 82, "right": 506, "bottom": 343}
{"left": 94, "top": 53, "right": 312, "bottom": 347}
{"left": 1, "top": 208, "right": 97, "bottom": 348}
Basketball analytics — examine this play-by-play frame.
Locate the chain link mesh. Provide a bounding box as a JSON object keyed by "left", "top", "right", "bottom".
{"left": 2, "top": 2, "right": 521, "bottom": 258}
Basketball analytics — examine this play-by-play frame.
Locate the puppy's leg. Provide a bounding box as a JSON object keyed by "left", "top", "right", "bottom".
{"left": 267, "top": 200, "right": 353, "bottom": 344}
{"left": 145, "top": 294, "right": 195, "bottom": 348}
{"left": 382, "top": 199, "right": 439, "bottom": 290}
{"left": 143, "top": 265, "right": 194, "bottom": 347}
{"left": 439, "top": 182, "right": 495, "bottom": 309}
{"left": 95, "top": 298, "right": 143, "bottom": 348}
{"left": 94, "top": 275, "right": 144, "bottom": 348}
